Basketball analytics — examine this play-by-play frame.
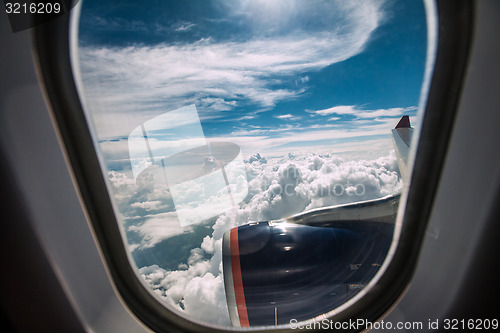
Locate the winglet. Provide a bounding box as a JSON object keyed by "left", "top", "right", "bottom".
{"left": 395, "top": 116, "right": 411, "bottom": 129}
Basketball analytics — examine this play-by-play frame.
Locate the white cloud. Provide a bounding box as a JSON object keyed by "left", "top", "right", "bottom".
{"left": 139, "top": 250, "right": 230, "bottom": 325}
{"left": 309, "top": 105, "right": 417, "bottom": 118}
{"left": 199, "top": 97, "right": 237, "bottom": 112}
{"left": 128, "top": 212, "right": 192, "bottom": 249}
{"left": 78, "top": 0, "right": 386, "bottom": 140}
{"left": 311, "top": 105, "right": 358, "bottom": 116}
{"left": 174, "top": 22, "right": 195, "bottom": 32}
{"left": 130, "top": 200, "right": 164, "bottom": 211}
{"left": 274, "top": 114, "right": 294, "bottom": 119}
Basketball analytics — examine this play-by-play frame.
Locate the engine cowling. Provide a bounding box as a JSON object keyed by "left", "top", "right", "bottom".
{"left": 222, "top": 220, "right": 393, "bottom": 327}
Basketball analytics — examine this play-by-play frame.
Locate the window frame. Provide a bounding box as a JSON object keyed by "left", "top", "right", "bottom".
{"left": 31, "top": 0, "right": 474, "bottom": 331}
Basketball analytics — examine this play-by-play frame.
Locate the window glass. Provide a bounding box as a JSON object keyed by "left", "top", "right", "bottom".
{"left": 73, "top": 0, "right": 432, "bottom": 327}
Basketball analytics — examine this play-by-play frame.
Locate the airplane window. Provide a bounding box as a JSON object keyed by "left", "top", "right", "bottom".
{"left": 72, "top": 0, "right": 434, "bottom": 328}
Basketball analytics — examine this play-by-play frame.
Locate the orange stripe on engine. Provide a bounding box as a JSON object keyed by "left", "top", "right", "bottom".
{"left": 230, "top": 228, "right": 250, "bottom": 327}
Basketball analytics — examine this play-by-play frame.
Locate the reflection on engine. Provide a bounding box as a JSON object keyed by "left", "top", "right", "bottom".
{"left": 223, "top": 218, "right": 394, "bottom": 327}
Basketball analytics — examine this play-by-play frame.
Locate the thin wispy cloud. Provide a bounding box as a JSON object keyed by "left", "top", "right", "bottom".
{"left": 78, "top": 0, "right": 385, "bottom": 140}
{"left": 274, "top": 114, "right": 297, "bottom": 120}
{"left": 174, "top": 21, "right": 196, "bottom": 32}
{"left": 308, "top": 105, "right": 417, "bottom": 118}
{"left": 223, "top": 115, "right": 407, "bottom": 155}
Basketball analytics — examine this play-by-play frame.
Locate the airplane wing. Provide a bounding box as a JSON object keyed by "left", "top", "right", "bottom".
{"left": 392, "top": 115, "right": 413, "bottom": 182}
{"left": 222, "top": 116, "right": 412, "bottom": 327}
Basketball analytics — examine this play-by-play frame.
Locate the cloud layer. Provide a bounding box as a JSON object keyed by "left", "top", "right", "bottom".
{"left": 112, "top": 151, "right": 401, "bottom": 325}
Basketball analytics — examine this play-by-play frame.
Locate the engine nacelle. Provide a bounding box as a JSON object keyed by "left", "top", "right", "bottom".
{"left": 222, "top": 220, "right": 393, "bottom": 327}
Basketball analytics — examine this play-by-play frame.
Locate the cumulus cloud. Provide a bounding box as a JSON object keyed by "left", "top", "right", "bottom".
{"left": 106, "top": 169, "right": 185, "bottom": 250}
{"left": 125, "top": 151, "right": 401, "bottom": 325}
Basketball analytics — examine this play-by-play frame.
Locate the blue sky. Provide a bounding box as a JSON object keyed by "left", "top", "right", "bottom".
{"left": 79, "top": 0, "right": 428, "bottom": 164}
